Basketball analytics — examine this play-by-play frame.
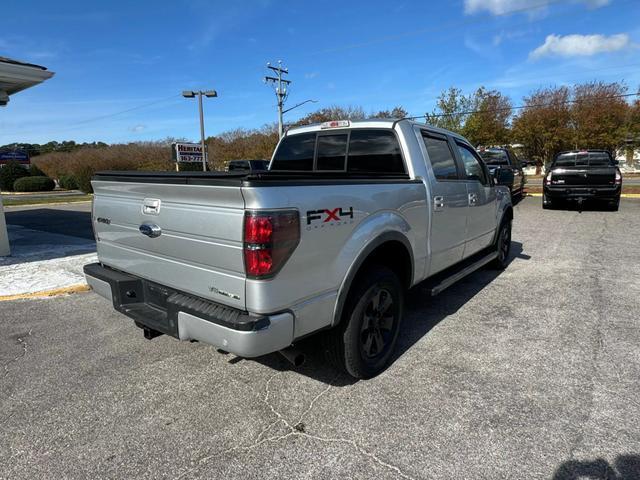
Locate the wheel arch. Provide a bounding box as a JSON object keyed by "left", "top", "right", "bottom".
{"left": 332, "top": 232, "right": 413, "bottom": 327}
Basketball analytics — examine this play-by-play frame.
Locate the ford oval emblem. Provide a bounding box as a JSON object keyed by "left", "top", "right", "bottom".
{"left": 139, "top": 223, "right": 161, "bottom": 238}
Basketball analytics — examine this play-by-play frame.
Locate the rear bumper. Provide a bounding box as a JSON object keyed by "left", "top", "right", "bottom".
{"left": 544, "top": 185, "right": 620, "bottom": 200}
{"left": 84, "top": 263, "right": 294, "bottom": 358}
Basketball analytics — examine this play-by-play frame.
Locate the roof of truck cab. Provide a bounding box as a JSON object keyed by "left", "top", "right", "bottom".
{"left": 285, "top": 118, "right": 468, "bottom": 142}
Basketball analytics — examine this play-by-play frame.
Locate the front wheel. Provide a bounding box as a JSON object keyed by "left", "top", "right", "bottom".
{"left": 490, "top": 219, "right": 512, "bottom": 270}
{"left": 324, "top": 266, "right": 404, "bottom": 379}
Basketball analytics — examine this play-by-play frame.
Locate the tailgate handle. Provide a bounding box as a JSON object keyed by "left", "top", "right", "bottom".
{"left": 142, "top": 198, "right": 161, "bottom": 215}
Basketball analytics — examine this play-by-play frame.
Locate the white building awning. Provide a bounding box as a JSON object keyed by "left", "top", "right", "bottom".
{"left": 0, "top": 56, "right": 55, "bottom": 106}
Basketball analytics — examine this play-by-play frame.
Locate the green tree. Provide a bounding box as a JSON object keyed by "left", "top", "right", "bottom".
{"left": 462, "top": 87, "right": 512, "bottom": 146}
{"left": 426, "top": 87, "right": 471, "bottom": 134}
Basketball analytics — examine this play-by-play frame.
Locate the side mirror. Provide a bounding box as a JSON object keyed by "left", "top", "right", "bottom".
{"left": 613, "top": 160, "right": 620, "bottom": 166}
{"left": 492, "top": 167, "right": 514, "bottom": 186}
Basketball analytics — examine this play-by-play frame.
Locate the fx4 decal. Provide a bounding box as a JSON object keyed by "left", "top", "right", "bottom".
{"left": 306, "top": 207, "right": 354, "bottom": 230}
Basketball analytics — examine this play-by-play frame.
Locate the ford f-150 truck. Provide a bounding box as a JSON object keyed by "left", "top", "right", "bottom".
{"left": 84, "top": 119, "right": 513, "bottom": 378}
{"left": 543, "top": 150, "right": 622, "bottom": 210}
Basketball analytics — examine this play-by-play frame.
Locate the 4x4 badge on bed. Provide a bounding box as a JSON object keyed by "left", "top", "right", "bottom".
{"left": 306, "top": 207, "right": 354, "bottom": 230}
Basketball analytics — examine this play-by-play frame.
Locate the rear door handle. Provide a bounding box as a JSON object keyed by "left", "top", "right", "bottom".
{"left": 433, "top": 196, "right": 445, "bottom": 211}
{"left": 468, "top": 193, "right": 478, "bottom": 206}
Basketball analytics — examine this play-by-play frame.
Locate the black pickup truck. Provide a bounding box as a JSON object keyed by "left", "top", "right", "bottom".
{"left": 543, "top": 150, "right": 622, "bottom": 210}
{"left": 478, "top": 147, "right": 525, "bottom": 198}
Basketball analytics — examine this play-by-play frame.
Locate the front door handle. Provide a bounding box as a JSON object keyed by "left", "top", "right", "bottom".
{"left": 468, "top": 193, "right": 478, "bottom": 206}
{"left": 433, "top": 196, "right": 445, "bottom": 211}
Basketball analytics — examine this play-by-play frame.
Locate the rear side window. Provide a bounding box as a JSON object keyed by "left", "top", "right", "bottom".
{"left": 421, "top": 132, "right": 458, "bottom": 180}
{"left": 271, "top": 132, "right": 316, "bottom": 171}
{"left": 347, "top": 130, "right": 405, "bottom": 173}
{"left": 317, "top": 134, "right": 348, "bottom": 171}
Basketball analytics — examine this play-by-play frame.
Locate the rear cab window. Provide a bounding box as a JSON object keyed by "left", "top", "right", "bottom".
{"left": 479, "top": 149, "right": 509, "bottom": 166}
{"left": 271, "top": 128, "right": 405, "bottom": 174}
{"left": 553, "top": 151, "right": 613, "bottom": 168}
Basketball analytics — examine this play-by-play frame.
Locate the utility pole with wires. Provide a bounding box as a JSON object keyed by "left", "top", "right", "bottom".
{"left": 264, "top": 61, "right": 291, "bottom": 139}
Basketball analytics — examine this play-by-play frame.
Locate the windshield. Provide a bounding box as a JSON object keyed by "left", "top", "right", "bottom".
{"left": 554, "top": 152, "right": 612, "bottom": 167}
{"left": 479, "top": 150, "right": 509, "bottom": 166}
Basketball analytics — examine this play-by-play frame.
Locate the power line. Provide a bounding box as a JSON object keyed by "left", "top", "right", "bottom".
{"left": 408, "top": 92, "right": 640, "bottom": 121}
{"left": 70, "top": 94, "right": 181, "bottom": 125}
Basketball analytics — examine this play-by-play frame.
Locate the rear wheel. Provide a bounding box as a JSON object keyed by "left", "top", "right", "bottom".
{"left": 542, "top": 194, "right": 553, "bottom": 209}
{"left": 490, "top": 219, "right": 512, "bottom": 270}
{"left": 325, "top": 266, "right": 404, "bottom": 379}
{"left": 608, "top": 197, "right": 620, "bottom": 211}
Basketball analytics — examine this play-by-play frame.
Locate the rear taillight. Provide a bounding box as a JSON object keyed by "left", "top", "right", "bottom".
{"left": 544, "top": 171, "right": 553, "bottom": 185}
{"left": 615, "top": 169, "right": 622, "bottom": 185}
{"left": 243, "top": 210, "right": 300, "bottom": 279}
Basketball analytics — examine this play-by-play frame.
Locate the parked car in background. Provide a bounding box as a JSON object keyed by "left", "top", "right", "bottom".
{"left": 84, "top": 119, "right": 513, "bottom": 379}
{"left": 478, "top": 147, "right": 525, "bottom": 198}
{"left": 543, "top": 150, "right": 622, "bottom": 210}
{"left": 227, "top": 159, "right": 269, "bottom": 172}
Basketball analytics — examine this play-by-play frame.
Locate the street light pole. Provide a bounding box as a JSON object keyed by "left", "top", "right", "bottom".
{"left": 197, "top": 92, "right": 206, "bottom": 172}
{"left": 182, "top": 89, "right": 217, "bottom": 171}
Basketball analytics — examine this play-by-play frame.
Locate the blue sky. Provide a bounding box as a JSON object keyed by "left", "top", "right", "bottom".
{"left": 1, "top": 0, "right": 639, "bottom": 145}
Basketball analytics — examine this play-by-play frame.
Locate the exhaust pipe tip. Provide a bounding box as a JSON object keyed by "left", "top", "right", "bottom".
{"left": 279, "top": 347, "right": 305, "bottom": 367}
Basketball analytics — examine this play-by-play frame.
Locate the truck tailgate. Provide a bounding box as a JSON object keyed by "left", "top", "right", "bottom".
{"left": 91, "top": 176, "right": 246, "bottom": 310}
{"left": 551, "top": 167, "right": 616, "bottom": 186}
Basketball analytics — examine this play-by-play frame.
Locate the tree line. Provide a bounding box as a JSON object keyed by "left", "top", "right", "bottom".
{"left": 31, "top": 80, "right": 640, "bottom": 192}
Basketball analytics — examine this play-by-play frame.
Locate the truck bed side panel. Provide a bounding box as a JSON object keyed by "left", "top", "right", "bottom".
{"left": 241, "top": 180, "right": 427, "bottom": 338}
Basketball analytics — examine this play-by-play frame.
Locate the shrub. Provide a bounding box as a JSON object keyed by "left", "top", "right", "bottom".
{"left": 58, "top": 174, "right": 79, "bottom": 190}
{"left": 0, "top": 161, "right": 30, "bottom": 191}
{"left": 13, "top": 176, "right": 56, "bottom": 192}
{"left": 29, "top": 163, "right": 47, "bottom": 177}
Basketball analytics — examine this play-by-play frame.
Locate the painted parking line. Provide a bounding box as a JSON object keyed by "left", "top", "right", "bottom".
{"left": 0, "top": 284, "right": 90, "bottom": 302}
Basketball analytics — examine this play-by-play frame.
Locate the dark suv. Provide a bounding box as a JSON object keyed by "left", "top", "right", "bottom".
{"left": 543, "top": 150, "right": 622, "bottom": 210}
{"left": 478, "top": 147, "right": 525, "bottom": 197}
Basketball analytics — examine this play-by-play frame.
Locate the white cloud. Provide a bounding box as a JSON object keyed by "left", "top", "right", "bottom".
{"left": 304, "top": 72, "right": 318, "bottom": 79}
{"left": 129, "top": 124, "right": 146, "bottom": 133}
{"left": 530, "top": 33, "right": 630, "bottom": 59}
{"left": 464, "top": 0, "right": 611, "bottom": 16}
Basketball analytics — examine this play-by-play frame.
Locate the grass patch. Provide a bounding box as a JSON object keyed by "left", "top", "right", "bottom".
{"left": 2, "top": 194, "right": 93, "bottom": 207}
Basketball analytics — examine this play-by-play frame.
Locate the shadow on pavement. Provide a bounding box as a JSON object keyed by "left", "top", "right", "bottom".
{"left": 5, "top": 208, "right": 94, "bottom": 240}
{"left": 1, "top": 208, "right": 95, "bottom": 266}
{"left": 553, "top": 454, "right": 640, "bottom": 480}
{"left": 251, "top": 240, "right": 529, "bottom": 386}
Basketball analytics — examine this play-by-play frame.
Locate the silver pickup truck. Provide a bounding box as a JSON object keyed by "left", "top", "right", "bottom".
{"left": 84, "top": 119, "right": 513, "bottom": 378}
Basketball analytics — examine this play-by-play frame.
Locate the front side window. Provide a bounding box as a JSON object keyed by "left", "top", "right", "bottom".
{"left": 457, "top": 143, "right": 488, "bottom": 184}
{"left": 421, "top": 132, "right": 459, "bottom": 181}
{"left": 316, "top": 134, "right": 348, "bottom": 170}
{"left": 270, "top": 132, "right": 316, "bottom": 171}
{"left": 347, "top": 130, "right": 405, "bottom": 173}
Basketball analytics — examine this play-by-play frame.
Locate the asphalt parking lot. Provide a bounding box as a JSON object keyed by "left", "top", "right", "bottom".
{"left": 1, "top": 196, "right": 639, "bottom": 479}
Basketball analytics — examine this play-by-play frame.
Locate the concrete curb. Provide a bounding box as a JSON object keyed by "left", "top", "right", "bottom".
{"left": 0, "top": 284, "right": 91, "bottom": 302}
